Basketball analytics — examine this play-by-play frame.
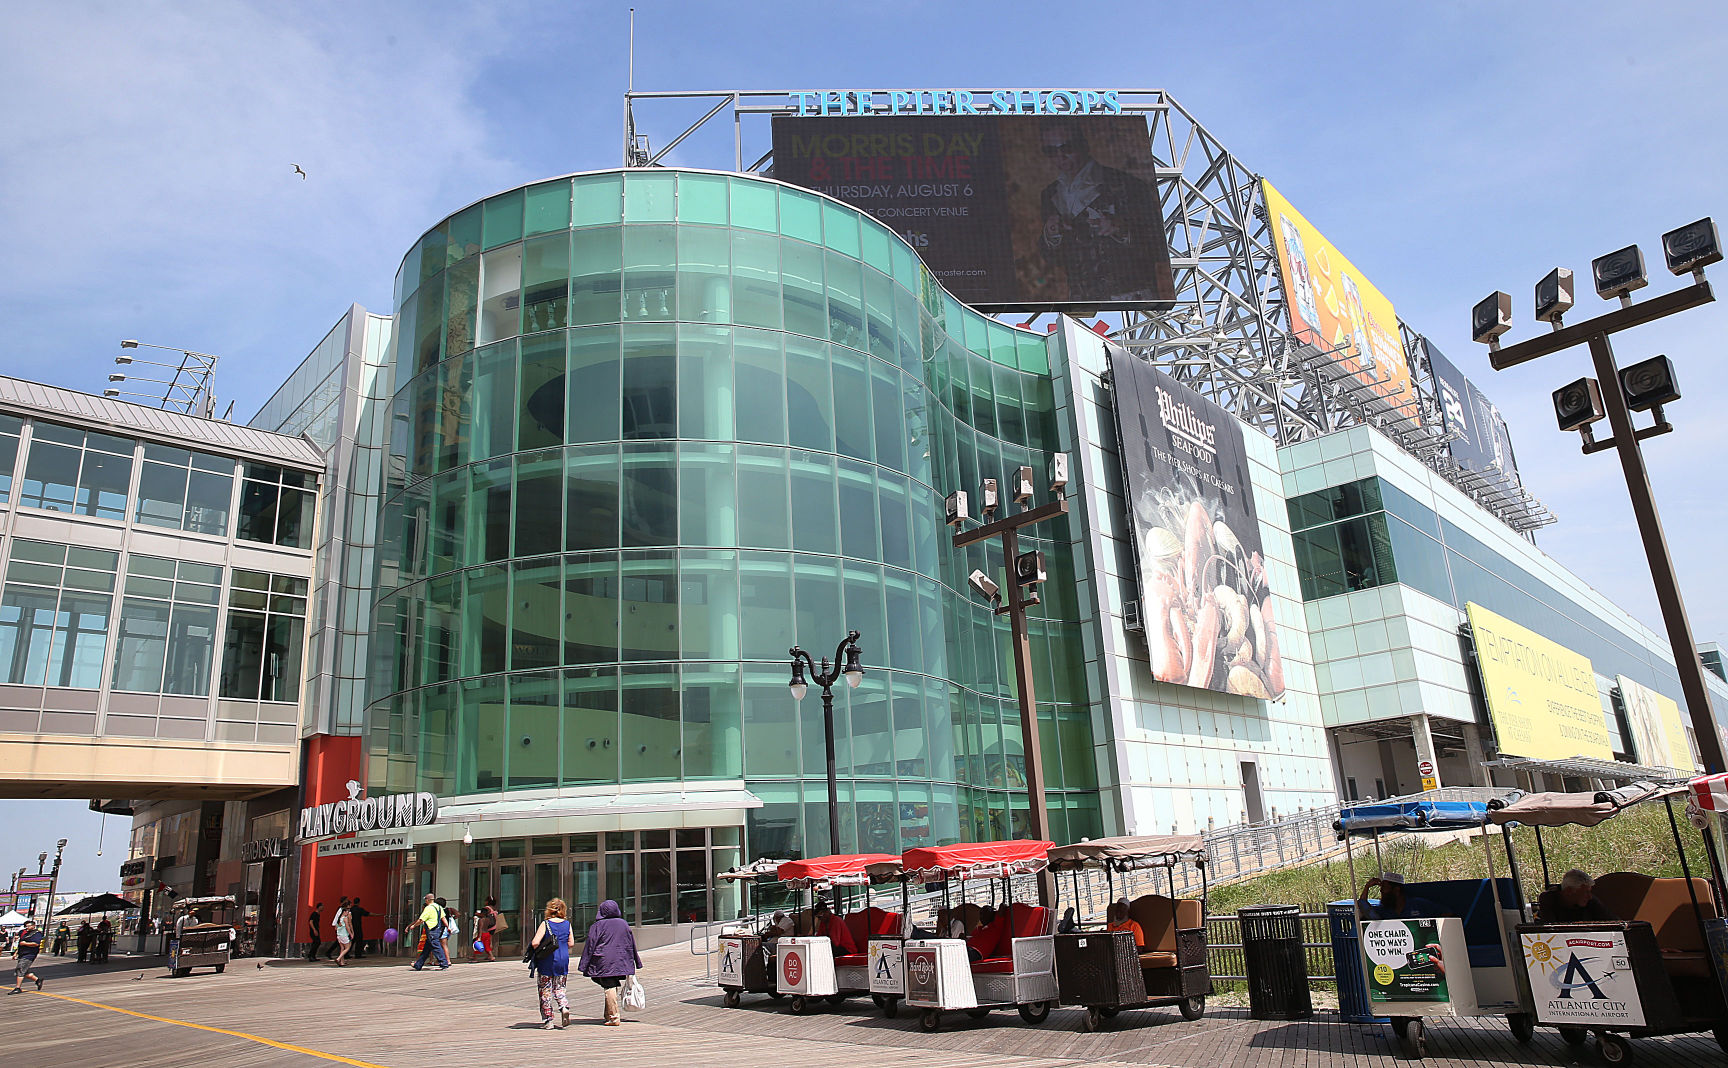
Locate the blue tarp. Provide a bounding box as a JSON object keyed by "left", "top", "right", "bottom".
{"left": 1335, "top": 800, "right": 1493, "bottom": 836}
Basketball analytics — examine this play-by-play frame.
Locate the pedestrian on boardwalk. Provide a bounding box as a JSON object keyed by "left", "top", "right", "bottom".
{"left": 323, "top": 897, "right": 349, "bottom": 959}
{"left": 529, "top": 898, "right": 577, "bottom": 1029}
{"left": 305, "top": 902, "right": 323, "bottom": 962}
{"left": 348, "top": 899, "right": 370, "bottom": 959}
{"left": 577, "top": 899, "right": 641, "bottom": 1026}
{"left": 8, "top": 920, "right": 44, "bottom": 994}
{"left": 474, "top": 897, "right": 499, "bottom": 962}
{"left": 332, "top": 899, "right": 354, "bottom": 967}
{"left": 50, "top": 922, "right": 68, "bottom": 956}
{"left": 441, "top": 898, "right": 460, "bottom": 957}
{"left": 94, "top": 919, "right": 112, "bottom": 963}
{"left": 75, "top": 921, "right": 92, "bottom": 963}
{"left": 410, "top": 894, "right": 449, "bottom": 971}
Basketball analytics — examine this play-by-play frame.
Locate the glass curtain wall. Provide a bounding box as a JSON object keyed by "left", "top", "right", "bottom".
{"left": 369, "top": 169, "right": 1101, "bottom": 868}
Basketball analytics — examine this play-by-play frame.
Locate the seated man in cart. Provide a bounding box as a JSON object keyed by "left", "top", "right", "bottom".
{"left": 1106, "top": 899, "right": 1147, "bottom": 950}
{"left": 810, "top": 899, "right": 858, "bottom": 957}
{"left": 1357, "top": 872, "right": 1440, "bottom": 920}
{"left": 1535, "top": 869, "right": 1617, "bottom": 923}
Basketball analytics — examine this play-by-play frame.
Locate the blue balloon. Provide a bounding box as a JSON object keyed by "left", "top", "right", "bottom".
{"left": 473, "top": 939, "right": 485, "bottom": 953}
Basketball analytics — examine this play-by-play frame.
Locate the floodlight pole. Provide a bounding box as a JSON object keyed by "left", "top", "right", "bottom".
{"left": 1487, "top": 280, "right": 1726, "bottom": 774}
{"left": 954, "top": 497, "right": 1068, "bottom": 906}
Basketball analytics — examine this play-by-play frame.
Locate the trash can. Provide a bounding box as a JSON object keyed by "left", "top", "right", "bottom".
{"left": 1327, "top": 901, "right": 1384, "bottom": 1024}
{"left": 1238, "top": 904, "right": 1312, "bottom": 1020}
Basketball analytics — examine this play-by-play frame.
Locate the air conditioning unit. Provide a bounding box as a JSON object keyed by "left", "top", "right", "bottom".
{"left": 1123, "top": 598, "right": 1145, "bottom": 634}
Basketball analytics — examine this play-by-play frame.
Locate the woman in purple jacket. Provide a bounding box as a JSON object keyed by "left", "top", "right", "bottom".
{"left": 577, "top": 899, "right": 642, "bottom": 1025}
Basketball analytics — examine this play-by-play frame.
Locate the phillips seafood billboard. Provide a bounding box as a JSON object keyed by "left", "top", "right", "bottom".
{"left": 1262, "top": 180, "right": 1416, "bottom": 425}
{"left": 1110, "top": 347, "right": 1285, "bottom": 700}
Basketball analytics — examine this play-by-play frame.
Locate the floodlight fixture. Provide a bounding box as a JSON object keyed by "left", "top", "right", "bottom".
{"left": 944, "top": 490, "right": 969, "bottom": 527}
{"left": 113, "top": 354, "right": 133, "bottom": 365}
{"left": 1014, "top": 550, "right": 1047, "bottom": 587}
{"left": 1049, "top": 453, "right": 1069, "bottom": 493}
{"left": 968, "top": 569, "right": 1000, "bottom": 600}
{"left": 1534, "top": 268, "right": 1575, "bottom": 325}
{"left": 978, "top": 478, "right": 999, "bottom": 518}
{"left": 102, "top": 389, "right": 119, "bottom": 398}
{"left": 1012, "top": 466, "right": 1034, "bottom": 504}
{"left": 1592, "top": 244, "right": 1647, "bottom": 301}
{"left": 1553, "top": 377, "right": 1607, "bottom": 433}
{"left": 1619, "top": 355, "right": 1680, "bottom": 411}
{"left": 1471, "top": 292, "right": 1512, "bottom": 345}
{"left": 120, "top": 340, "right": 139, "bottom": 349}
{"left": 107, "top": 373, "right": 125, "bottom": 383}
{"left": 1662, "top": 218, "right": 1722, "bottom": 276}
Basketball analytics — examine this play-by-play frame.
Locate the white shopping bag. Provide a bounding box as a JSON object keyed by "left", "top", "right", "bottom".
{"left": 623, "top": 975, "right": 646, "bottom": 1011}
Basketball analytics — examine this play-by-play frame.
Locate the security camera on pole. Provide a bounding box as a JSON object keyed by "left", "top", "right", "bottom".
{"left": 1470, "top": 218, "right": 1727, "bottom": 773}
{"left": 948, "top": 456, "right": 1069, "bottom": 906}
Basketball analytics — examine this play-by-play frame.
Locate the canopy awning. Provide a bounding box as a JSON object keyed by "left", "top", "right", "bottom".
{"left": 1690, "top": 772, "right": 1728, "bottom": 812}
{"left": 776, "top": 854, "right": 901, "bottom": 889}
{"left": 0, "top": 910, "right": 27, "bottom": 926}
{"left": 58, "top": 893, "right": 138, "bottom": 915}
{"left": 1048, "top": 834, "right": 1205, "bottom": 871}
{"left": 901, "top": 839, "right": 1052, "bottom": 880}
{"left": 1336, "top": 799, "right": 1495, "bottom": 836}
{"left": 716, "top": 858, "right": 786, "bottom": 882}
{"left": 1491, "top": 781, "right": 1686, "bottom": 827}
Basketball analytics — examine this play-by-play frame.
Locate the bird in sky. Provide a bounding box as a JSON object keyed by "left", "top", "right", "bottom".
{"left": 292, "top": 164, "right": 307, "bottom": 180}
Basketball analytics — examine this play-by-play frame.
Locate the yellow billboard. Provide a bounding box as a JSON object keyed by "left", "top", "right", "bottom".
{"left": 1466, "top": 602, "right": 1612, "bottom": 762}
{"left": 1616, "top": 674, "right": 1697, "bottom": 772}
{"left": 1262, "top": 180, "right": 1417, "bottom": 424}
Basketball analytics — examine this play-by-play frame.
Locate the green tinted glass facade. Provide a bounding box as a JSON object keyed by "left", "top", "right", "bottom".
{"left": 368, "top": 169, "right": 1099, "bottom": 860}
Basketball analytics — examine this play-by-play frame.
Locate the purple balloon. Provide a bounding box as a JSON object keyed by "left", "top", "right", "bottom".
{"left": 383, "top": 927, "right": 399, "bottom": 944}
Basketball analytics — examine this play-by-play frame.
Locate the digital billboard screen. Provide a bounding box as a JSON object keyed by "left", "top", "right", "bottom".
{"left": 1110, "top": 346, "right": 1285, "bottom": 700}
{"left": 1262, "top": 180, "right": 1417, "bottom": 425}
{"left": 771, "top": 114, "right": 1175, "bottom": 310}
{"left": 1616, "top": 674, "right": 1697, "bottom": 772}
{"left": 1425, "top": 339, "right": 1521, "bottom": 483}
{"left": 1466, "top": 602, "right": 1612, "bottom": 762}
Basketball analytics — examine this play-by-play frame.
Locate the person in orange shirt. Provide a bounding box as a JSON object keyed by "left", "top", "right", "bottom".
{"left": 1106, "top": 899, "right": 1145, "bottom": 949}
{"left": 811, "top": 900, "right": 857, "bottom": 956}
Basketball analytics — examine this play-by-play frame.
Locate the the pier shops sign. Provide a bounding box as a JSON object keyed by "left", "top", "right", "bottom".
{"left": 787, "top": 89, "right": 1125, "bottom": 117}
{"left": 298, "top": 780, "right": 439, "bottom": 842}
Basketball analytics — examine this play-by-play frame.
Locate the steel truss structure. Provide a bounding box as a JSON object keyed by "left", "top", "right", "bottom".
{"left": 623, "top": 89, "right": 1553, "bottom": 535}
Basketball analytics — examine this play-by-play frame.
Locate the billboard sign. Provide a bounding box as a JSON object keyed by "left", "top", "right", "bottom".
{"left": 1262, "top": 180, "right": 1416, "bottom": 423}
{"left": 1364, "top": 919, "right": 1449, "bottom": 1002}
{"left": 772, "top": 114, "right": 1174, "bottom": 310}
{"left": 14, "top": 874, "right": 52, "bottom": 895}
{"left": 1424, "top": 339, "right": 1520, "bottom": 482}
{"left": 787, "top": 89, "right": 1125, "bottom": 117}
{"left": 1522, "top": 928, "right": 1646, "bottom": 1027}
{"left": 1110, "top": 346, "right": 1286, "bottom": 700}
{"left": 1466, "top": 602, "right": 1612, "bottom": 761}
{"left": 1617, "top": 674, "right": 1696, "bottom": 772}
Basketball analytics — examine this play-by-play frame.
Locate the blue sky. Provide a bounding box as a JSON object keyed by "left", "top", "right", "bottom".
{"left": 3, "top": 1, "right": 1726, "bottom": 890}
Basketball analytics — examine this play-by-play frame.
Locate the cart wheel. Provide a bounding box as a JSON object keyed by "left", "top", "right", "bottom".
{"left": 214, "top": 963, "right": 225, "bottom": 974}
{"left": 1508, "top": 1012, "right": 1533, "bottom": 1045}
{"left": 1081, "top": 1006, "right": 1105, "bottom": 1033}
{"left": 1559, "top": 1026, "right": 1588, "bottom": 1048}
{"left": 966, "top": 1007, "right": 992, "bottom": 1019}
{"left": 1394, "top": 1017, "right": 1426, "bottom": 1059}
{"left": 789, "top": 995, "right": 809, "bottom": 1015}
{"left": 1018, "top": 1000, "right": 1051, "bottom": 1026}
{"left": 723, "top": 989, "right": 741, "bottom": 1009}
{"left": 1598, "top": 1033, "right": 1632, "bottom": 1065}
{"left": 1180, "top": 996, "right": 1205, "bottom": 1021}
{"left": 881, "top": 996, "right": 899, "bottom": 1019}
{"left": 1712, "top": 1026, "right": 1728, "bottom": 1055}
{"left": 920, "top": 1009, "right": 942, "bottom": 1032}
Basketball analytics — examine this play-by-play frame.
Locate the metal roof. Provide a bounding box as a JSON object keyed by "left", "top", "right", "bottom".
{"left": 0, "top": 376, "right": 325, "bottom": 470}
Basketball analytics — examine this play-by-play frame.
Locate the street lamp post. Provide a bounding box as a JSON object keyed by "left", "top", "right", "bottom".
{"left": 788, "top": 631, "right": 864, "bottom": 857}
{"left": 44, "top": 839, "right": 67, "bottom": 933}
{"left": 948, "top": 460, "right": 1068, "bottom": 906}
{"left": 1471, "top": 219, "right": 1727, "bottom": 773}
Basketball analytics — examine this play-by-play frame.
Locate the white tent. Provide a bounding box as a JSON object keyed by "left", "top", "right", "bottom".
{"left": 0, "top": 910, "right": 28, "bottom": 927}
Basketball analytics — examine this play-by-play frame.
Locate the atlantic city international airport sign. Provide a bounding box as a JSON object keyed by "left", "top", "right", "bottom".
{"left": 298, "top": 780, "right": 439, "bottom": 842}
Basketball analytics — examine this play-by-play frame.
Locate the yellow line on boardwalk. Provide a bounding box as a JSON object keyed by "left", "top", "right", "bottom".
{"left": 34, "top": 991, "right": 390, "bottom": 1068}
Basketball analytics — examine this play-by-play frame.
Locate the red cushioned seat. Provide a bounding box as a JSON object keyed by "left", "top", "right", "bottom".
{"left": 834, "top": 953, "right": 868, "bottom": 967}
{"left": 871, "top": 910, "right": 903, "bottom": 937}
{"left": 970, "top": 957, "right": 1014, "bottom": 974}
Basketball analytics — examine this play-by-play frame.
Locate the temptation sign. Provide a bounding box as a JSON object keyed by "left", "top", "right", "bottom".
{"left": 298, "top": 780, "right": 439, "bottom": 842}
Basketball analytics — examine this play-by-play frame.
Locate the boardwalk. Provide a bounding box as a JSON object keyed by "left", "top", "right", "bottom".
{"left": 5, "top": 945, "right": 1724, "bottom": 1068}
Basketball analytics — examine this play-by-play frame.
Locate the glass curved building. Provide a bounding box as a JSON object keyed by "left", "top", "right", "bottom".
{"left": 360, "top": 168, "right": 1105, "bottom": 930}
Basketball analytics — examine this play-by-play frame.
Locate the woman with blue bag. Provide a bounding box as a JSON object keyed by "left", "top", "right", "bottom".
{"left": 528, "top": 898, "right": 577, "bottom": 1029}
